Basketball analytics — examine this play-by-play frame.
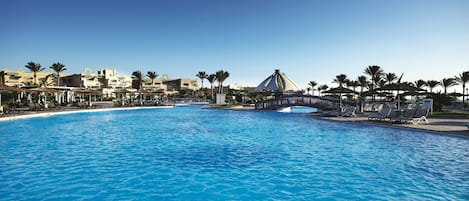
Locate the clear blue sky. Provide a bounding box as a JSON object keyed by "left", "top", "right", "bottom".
{"left": 1, "top": 0, "right": 468, "bottom": 91}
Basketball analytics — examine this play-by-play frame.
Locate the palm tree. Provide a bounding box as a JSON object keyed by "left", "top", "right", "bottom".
{"left": 350, "top": 80, "right": 359, "bottom": 92}
{"left": 455, "top": 71, "right": 469, "bottom": 105}
{"left": 364, "top": 65, "right": 383, "bottom": 90}
{"left": 40, "top": 74, "right": 55, "bottom": 87}
{"left": 378, "top": 80, "right": 387, "bottom": 88}
{"left": 308, "top": 81, "right": 317, "bottom": 95}
{"left": 25, "top": 61, "right": 44, "bottom": 86}
{"left": 441, "top": 78, "right": 456, "bottom": 95}
{"left": 357, "top": 76, "right": 368, "bottom": 94}
{"left": 426, "top": 80, "right": 440, "bottom": 94}
{"left": 414, "top": 79, "right": 427, "bottom": 90}
{"left": 332, "top": 74, "right": 347, "bottom": 87}
{"left": 318, "top": 84, "right": 328, "bottom": 96}
{"left": 50, "top": 62, "right": 67, "bottom": 86}
{"left": 207, "top": 74, "right": 217, "bottom": 97}
{"left": 147, "top": 71, "right": 158, "bottom": 88}
{"left": 215, "top": 70, "right": 230, "bottom": 93}
{"left": 196, "top": 71, "right": 208, "bottom": 89}
{"left": 132, "top": 71, "right": 143, "bottom": 91}
{"left": 385, "top": 73, "right": 397, "bottom": 84}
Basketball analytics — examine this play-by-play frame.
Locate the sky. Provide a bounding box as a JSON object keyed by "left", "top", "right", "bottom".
{"left": 1, "top": 0, "right": 468, "bottom": 91}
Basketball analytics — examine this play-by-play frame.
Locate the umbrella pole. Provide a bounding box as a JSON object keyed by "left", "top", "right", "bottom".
{"left": 339, "top": 93, "right": 342, "bottom": 109}
{"left": 397, "top": 89, "right": 400, "bottom": 110}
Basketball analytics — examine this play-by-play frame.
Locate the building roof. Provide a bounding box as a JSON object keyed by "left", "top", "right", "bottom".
{"left": 255, "top": 69, "right": 300, "bottom": 92}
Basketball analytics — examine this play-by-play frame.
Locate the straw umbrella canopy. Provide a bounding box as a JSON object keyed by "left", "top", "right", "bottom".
{"left": 361, "top": 90, "right": 392, "bottom": 97}
{"left": 0, "top": 85, "right": 24, "bottom": 93}
{"left": 448, "top": 92, "right": 463, "bottom": 97}
{"left": 72, "top": 88, "right": 102, "bottom": 107}
{"left": 322, "top": 86, "right": 357, "bottom": 108}
{"left": 373, "top": 83, "right": 425, "bottom": 109}
{"left": 26, "top": 87, "right": 58, "bottom": 93}
{"left": 113, "top": 88, "right": 134, "bottom": 106}
{"left": 25, "top": 87, "right": 58, "bottom": 107}
{"left": 0, "top": 86, "right": 25, "bottom": 107}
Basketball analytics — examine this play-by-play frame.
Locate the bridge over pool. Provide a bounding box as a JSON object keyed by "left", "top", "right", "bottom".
{"left": 254, "top": 95, "right": 355, "bottom": 110}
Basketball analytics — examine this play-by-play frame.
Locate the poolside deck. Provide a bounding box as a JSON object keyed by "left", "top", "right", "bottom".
{"left": 312, "top": 113, "right": 469, "bottom": 138}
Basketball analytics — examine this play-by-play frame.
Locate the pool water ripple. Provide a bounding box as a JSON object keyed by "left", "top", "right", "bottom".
{"left": 1, "top": 106, "right": 468, "bottom": 200}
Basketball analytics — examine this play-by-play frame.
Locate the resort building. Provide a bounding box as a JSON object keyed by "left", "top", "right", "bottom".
{"left": 163, "top": 78, "right": 199, "bottom": 92}
{"left": 60, "top": 68, "right": 102, "bottom": 89}
{"left": 97, "top": 68, "right": 132, "bottom": 89}
{"left": 0, "top": 69, "right": 61, "bottom": 87}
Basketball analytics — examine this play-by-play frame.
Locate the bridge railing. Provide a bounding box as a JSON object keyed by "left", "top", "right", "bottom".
{"left": 254, "top": 95, "right": 355, "bottom": 110}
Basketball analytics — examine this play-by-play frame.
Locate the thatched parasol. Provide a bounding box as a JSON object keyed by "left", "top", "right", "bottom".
{"left": 373, "top": 82, "right": 426, "bottom": 109}
{"left": 322, "top": 87, "right": 357, "bottom": 108}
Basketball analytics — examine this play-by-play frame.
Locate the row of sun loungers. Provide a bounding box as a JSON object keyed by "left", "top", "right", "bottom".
{"left": 323, "top": 106, "right": 357, "bottom": 117}
{"left": 368, "top": 104, "right": 429, "bottom": 124}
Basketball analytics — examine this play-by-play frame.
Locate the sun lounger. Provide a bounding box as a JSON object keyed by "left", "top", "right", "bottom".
{"left": 411, "top": 107, "right": 429, "bottom": 124}
{"left": 322, "top": 107, "right": 344, "bottom": 117}
{"left": 341, "top": 106, "right": 356, "bottom": 117}
{"left": 322, "top": 106, "right": 356, "bottom": 117}
{"left": 368, "top": 104, "right": 392, "bottom": 121}
{"left": 390, "top": 106, "right": 418, "bottom": 123}
{"left": 389, "top": 104, "right": 429, "bottom": 124}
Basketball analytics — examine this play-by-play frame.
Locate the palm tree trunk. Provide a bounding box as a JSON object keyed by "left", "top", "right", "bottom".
{"left": 33, "top": 72, "right": 37, "bottom": 86}
{"left": 57, "top": 73, "right": 60, "bottom": 86}
{"left": 463, "top": 84, "right": 466, "bottom": 105}
{"left": 210, "top": 84, "right": 214, "bottom": 98}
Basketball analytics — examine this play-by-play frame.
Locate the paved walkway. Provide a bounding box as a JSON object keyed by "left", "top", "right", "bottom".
{"left": 313, "top": 114, "right": 469, "bottom": 138}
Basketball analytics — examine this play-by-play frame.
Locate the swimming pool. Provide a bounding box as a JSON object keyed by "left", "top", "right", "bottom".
{"left": 1, "top": 106, "right": 467, "bottom": 200}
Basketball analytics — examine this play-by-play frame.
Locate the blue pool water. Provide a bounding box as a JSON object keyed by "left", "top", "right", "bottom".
{"left": 0, "top": 105, "right": 468, "bottom": 200}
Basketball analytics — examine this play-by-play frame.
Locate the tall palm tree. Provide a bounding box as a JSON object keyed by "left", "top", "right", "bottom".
{"left": 40, "top": 74, "right": 55, "bottom": 87}
{"left": 308, "top": 81, "right": 317, "bottom": 95}
{"left": 385, "top": 73, "right": 397, "bottom": 84}
{"left": 363, "top": 65, "right": 383, "bottom": 90}
{"left": 441, "top": 78, "right": 456, "bottom": 95}
{"left": 378, "top": 79, "right": 387, "bottom": 88}
{"left": 414, "top": 79, "right": 427, "bottom": 90}
{"left": 196, "top": 71, "right": 208, "bottom": 89}
{"left": 25, "top": 61, "right": 44, "bottom": 86}
{"left": 357, "top": 75, "right": 368, "bottom": 94}
{"left": 207, "top": 74, "right": 217, "bottom": 97}
{"left": 332, "top": 74, "right": 347, "bottom": 87}
{"left": 317, "top": 84, "right": 328, "bottom": 96}
{"left": 147, "top": 71, "right": 158, "bottom": 88}
{"left": 425, "top": 80, "right": 440, "bottom": 94}
{"left": 146, "top": 71, "right": 158, "bottom": 101}
{"left": 455, "top": 71, "right": 469, "bottom": 105}
{"left": 132, "top": 71, "right": 143, "bottom": 91}
{"left": 50, "top": 62, "right": 67, "bottom": 86}
{"left": 215, "top": 70, "right": 229, "bottom": 93}
{"left": 350, "top": 80, "right": 359, "bottom": 92}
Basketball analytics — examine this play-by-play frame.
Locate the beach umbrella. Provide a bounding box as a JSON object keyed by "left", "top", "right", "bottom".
{"left": 361, "top": 90, "right": 392, "bottom": 97}
{"left": 374, "top": 82, "right": 426, "bottom": 109}
{"left": 73, "top": 88, "right": 102, "bottom": 107}
{"left": 322, "top": 87, "right": 357, "bottom": 108}
{"left": 0, "top": 86, "right": 25, "bottom": 106}
{"left": 448, "top": 92, "right": 463, "bottom": 97}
